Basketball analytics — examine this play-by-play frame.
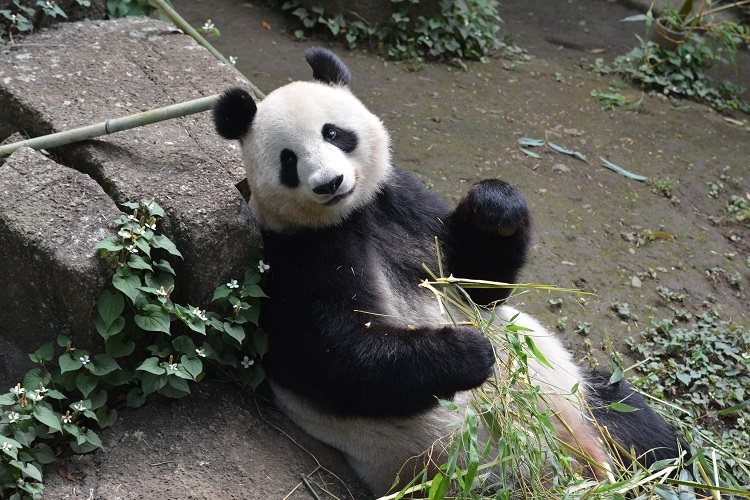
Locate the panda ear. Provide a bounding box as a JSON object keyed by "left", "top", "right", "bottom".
{"left": 305, "top": 46, "right": 352, "bottom": 87}
{"left": 213, "top": 87, "right": 257, "bottom": 140}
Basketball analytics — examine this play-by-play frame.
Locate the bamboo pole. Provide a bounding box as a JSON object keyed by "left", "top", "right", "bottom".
{"left": 0, "top": 94, "right": 218, "bottom": 157}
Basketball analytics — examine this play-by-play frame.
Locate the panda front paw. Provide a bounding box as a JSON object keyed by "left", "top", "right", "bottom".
{"left": 463, "top": 179, "right": 530, "bottom": 236}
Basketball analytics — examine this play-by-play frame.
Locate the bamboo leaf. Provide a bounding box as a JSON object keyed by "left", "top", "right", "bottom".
{"left": 599, "top": 156, "right": 647, "bottom": 181}
{"left": 547, "top": 141, "right": 587, "bottom": 162}
{"left": 520, "top": 147, "right": 542, "bottom": 159}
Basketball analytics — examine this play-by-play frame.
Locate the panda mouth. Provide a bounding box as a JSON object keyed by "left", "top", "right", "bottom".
{"left": 324, "top": 187, "right": 355, "bottom": 206}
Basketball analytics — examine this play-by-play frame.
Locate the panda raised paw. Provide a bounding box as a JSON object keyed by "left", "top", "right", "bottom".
{"left": 458, "top": 179, "right": 530, "bottom": 237}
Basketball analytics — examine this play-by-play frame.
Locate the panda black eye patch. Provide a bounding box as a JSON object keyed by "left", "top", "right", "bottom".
{"left": 279, "top": 149, "right": 300, "bottom": 188}
{"left": 322, "top": 124, "right": 358, "bottom": 153}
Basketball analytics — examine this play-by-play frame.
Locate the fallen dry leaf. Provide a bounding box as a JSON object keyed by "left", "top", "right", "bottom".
{"left": 58, "top": 468, "right": 75, "bottom": 482}
{"left": 261, "top": 21, "right": 271, "bottom": 30}
{"left": 724, "top": 117, "right": 745, "bottom": 126}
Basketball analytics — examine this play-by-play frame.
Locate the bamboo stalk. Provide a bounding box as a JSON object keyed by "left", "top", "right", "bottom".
{"left": 0, "top": 94, "right": 218, "bottom": 157}
{"left": 148, "top": 0, "right": 266, "bottom": 100}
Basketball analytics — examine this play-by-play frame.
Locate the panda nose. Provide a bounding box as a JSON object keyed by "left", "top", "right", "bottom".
{"left": 312, "top": 174, "right": 344, "bottom": 195}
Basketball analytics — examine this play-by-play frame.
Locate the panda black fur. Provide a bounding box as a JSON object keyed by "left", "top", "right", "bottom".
{"left": 213, "top": 47, "right": 685, "bottom": 495}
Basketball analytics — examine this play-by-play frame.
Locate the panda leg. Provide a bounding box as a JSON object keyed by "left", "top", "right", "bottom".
{"left": 583, "top": 370, "right": 687, "bottom": 467}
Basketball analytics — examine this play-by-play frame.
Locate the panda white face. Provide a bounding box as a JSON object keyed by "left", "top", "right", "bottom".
{"left": 238, "top": 80, "right": 391, "bottom": 233}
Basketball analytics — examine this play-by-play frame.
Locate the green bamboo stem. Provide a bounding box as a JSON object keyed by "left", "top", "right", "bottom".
{"left": 0, "top": 94, "right": 218, "bottom": 157}
{"left": 149, "top": 0, "right": 266, "bottom": 100}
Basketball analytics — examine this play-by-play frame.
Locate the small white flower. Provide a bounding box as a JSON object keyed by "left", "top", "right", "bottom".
{"left": 118, "top": 229, "right": 133, "bottom": 239}
{"left": 79, "top": 354, "right": 90, "bottom": 365}
{"left": 240, "top": 356, "right": 254, "bottom": 369}
{"left": 2, "top": 441, "right": 12, "bottom": 453}
{"left": 38, "top": 384, "right": 49, "bottom": 394}
{"left": 168, "top": 363, "right": 178, "bottom": 371}
{"left": 191, "top": 307, "right": 207, "bottom": 321}
{"left": 227, "top": 279, "right": 239, "bottom": 289}
{"left": 229, "top": 56, "right": 237, "bottom": 66}
{"left": 10, "top": 385, "right": 25, "bottom": 396}
{"left": 126, "top": 243, "right": 139, "bottom": 254}
{"left": 155, "top": 286, "right": 169, "bottom": 297}
{"left": 195, "top": 348, "right": 206, "bottom": 358}
{"left": 73, "top": 402, "right": 86, "bottom": 412}
{"left": 128, "top": 214, "right": 138, "bottom": 222}
{"left": 61, "top": 413, "right": 72, "bottom": 424}
{"left": 28, "top": 390, "right": 43, "bottom": 402}
{"left": 145, "top": 221, "right": 156, "bottom": 230}
{"left": 202, "top": 20, "right": 215, "bottom": 31}
{"left": 142, "top": 200, "right": 155, "bottom": 211}
{"left": 233, "top": 301, "right": 242, "bottom": 313}
{"left": 45, "top": 1, "right": 54, "bottom": 9}
{"left": 258, "top": 260, "right": 270, "bottom": 274}
{"left": 135, "top": 226, "right": 146, "bottom": 235}
{"left": 7, "top": 411, "right": 20, "bottom": 423}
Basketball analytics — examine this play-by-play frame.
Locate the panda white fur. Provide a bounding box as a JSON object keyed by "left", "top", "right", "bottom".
{"left": 213, "top": 47, "right": 684, "bottom": 495}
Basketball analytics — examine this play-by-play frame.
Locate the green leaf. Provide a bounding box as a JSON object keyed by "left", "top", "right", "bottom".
{"left": 241, "top": 284, "right": 267, "bottom": 298}
{"left": 93, "top": 235, "right": 123, "bottom": 252}
{"left": 134, "top": 304, "right": 171, "bottom": 333}
{"left": 152, "top": 234, "right": 183, "bottom": 258}
{"left": 97, "top": 290, "right": 125, "bottom": 327}
{"left": 524, "top": 336, "right": 553, "bottom": 369}
{"left": 133, "top": 237, "right": 151, "bottom": 257}
{"left": 33, "top": 405, "right": 62, "bottom": 433}
{"left": 86, "top": 354, "right": 121, "bottom": 377}
{"left": 95, "top": 406, "right": 118, "bottom": 429}
{"left": 96, "top": 315, "right": 125, "bottom": 341}
{"left": 136, "top": 357, "right": 166, "bottom": 375}
{"left": 75, "top": 372, "right": 97, "bottom": 398}
{"left": 128, "top": 254, "right": 153, "bottom": 271}
{"left": 113, "top": 272, "right": 142, "bottom": 304}
{"left": 31, "top": 343, "right": 55, "bottom": 363}
{"left": 253, "top": 329, "right": 269, "bottom": 357}
{"left": 13, "top": 427, "right": 37, "bottom": 447}
{"left": 59, "top": 353, "right": 83, "bottom": 374}
{"left": 224, "top": 322, "right": 246, "bottom": 344}
{"left": 105, "top": 334, "right": 136, "bottom": 358}
{"left": 172, "top": 335, "right": 197, "bottom": 355}
{"left": 12, "top": 460, "right": 42, "bottom": 482}
{"left": 0, "top": 393, "right": 15, "bottom": 405}
{"left": 153, "top": 259, "right": 176, "bottom": 275}
{"left": 127, "top": 388, "right": 146, "bottom": 408}
{"left": 56, "top": 334, "right": 71, "bottom": 347}
{"left": 609, "top": 401, "right": 639, "bottom": 413}
{"left": 33, "top": 443, "right": 57, "bottom": 465}
{"left": 181, "top": 355, "right": 203, "bottom": 380}
{"left": 140, "top": 372, "right": 167, "bottom": 396}
{"left": 212, "top": 285, "right": 233, "bottom": 301}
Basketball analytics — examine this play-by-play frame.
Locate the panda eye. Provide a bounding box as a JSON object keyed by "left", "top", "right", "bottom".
{"left": 322, "top": 123, "right": 358, "bottom": 153}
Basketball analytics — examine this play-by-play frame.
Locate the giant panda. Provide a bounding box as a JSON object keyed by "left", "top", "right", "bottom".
{"left": 213, "top": 47, "right": 684, "bottom": 496}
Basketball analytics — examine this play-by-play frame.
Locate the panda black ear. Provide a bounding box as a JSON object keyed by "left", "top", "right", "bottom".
{"left": 305, "top": 47, "right": 352, "bottom": 87}
{"left": 213, "top": 87, "right": 257, "bottom": 140}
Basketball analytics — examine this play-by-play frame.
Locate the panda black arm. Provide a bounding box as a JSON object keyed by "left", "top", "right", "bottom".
{"left": 267, "top": 317, "right": 496, "bottom": 418}
{"left": 444, "top": 179, "right": 532, "bottom": 305}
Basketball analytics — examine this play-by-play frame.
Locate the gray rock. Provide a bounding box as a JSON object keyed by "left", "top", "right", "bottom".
{"left": 0, "top": 18, "right": 261, "bottom": 309}
{"left": 0, "top": 147, "right": 120, "bottom": 386}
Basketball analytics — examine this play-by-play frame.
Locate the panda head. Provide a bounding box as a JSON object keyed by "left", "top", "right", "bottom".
{"left": 213, "top": 47, "right": 392, "bottom": 233}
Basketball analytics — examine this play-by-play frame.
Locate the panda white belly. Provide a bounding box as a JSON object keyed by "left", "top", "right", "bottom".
{"left": 270, "top": 305, "right": 608, "bottom": 495}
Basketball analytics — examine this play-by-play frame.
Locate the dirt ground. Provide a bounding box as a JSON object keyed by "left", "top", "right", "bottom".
{"left": 43, "top": 0, "right": 749, "bottom": 498}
